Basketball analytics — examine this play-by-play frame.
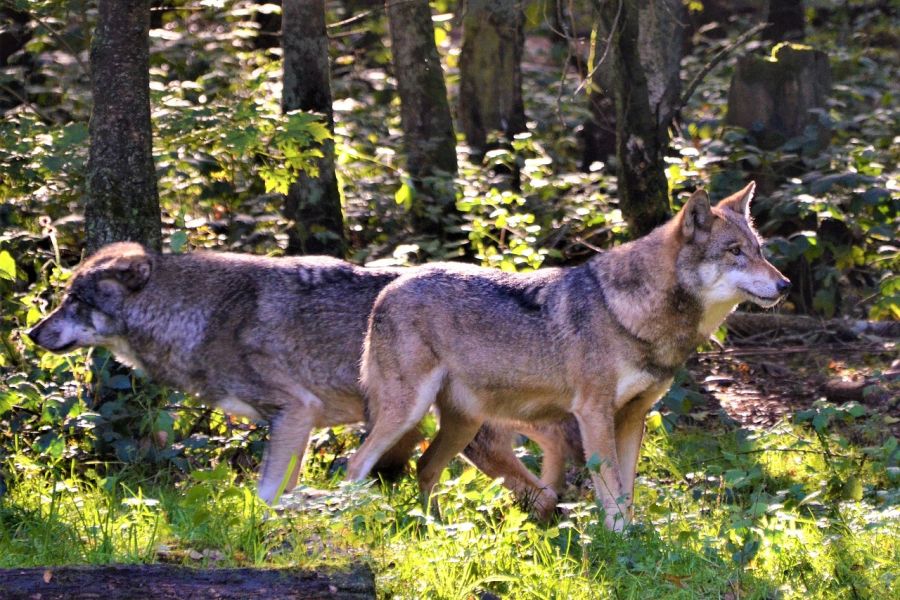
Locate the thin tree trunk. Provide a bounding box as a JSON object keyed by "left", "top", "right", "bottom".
{"left": 458, "top": 0, "right": 526, "bottom": 155}
{"left": 282, "top": 0, "right": 347, "bottom": 257}
{"left": 85, "top": 0, "right": 161, "bottom": 254}
{"left": 597, "top": 0, "right": 673, "bottom": 238}
{"left": 386, "top": 0, "right": 459, "bottom": 238}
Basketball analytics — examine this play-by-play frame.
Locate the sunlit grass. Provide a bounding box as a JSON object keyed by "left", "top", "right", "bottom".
{"left": 1, "top": 422, "right": 897, "bottom": 598}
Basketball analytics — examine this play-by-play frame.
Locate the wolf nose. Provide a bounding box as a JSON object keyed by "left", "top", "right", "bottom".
{"left": 776, "top": 279, "right": 792, "bottom": 294}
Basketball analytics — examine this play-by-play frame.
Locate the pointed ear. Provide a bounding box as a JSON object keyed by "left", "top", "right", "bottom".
{"left": 717, "top": 181, "right": 756, "bottom": 218}
{"left": 681, "top": 189, "right": 712, "bottom": 241}
{"left": 98, "top": 251, "right": 152, "bottom": 292}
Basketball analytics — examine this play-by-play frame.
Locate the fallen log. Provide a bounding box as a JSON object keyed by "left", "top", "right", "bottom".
{"left": 724, "top": 312, "right": 900, "bottom": 339}
{"left": 0, "top": 564, "right": 375, "bottom": 600}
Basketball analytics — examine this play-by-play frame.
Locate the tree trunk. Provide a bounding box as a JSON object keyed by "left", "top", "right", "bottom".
{"left": 457, "top": 0, "right": 526, "bottom": 155}
{"left": 596, "top": 0, "right": 677, "bottom": 238}
{"left": 281, "top": 0, "right": 347, "bottom": 257}
{"left": 0, "top": 564, "right": 376, "bottom": 599}
{"left": 726, "top": 43, "right": 831, "bottom": 151}
{"left": 386, "top": 0, "right": 459, "bottom": 238}
{"left": 85, "top": 0, "right": 161, "bottom": 254}
{"left": 764, "top": 0, "right": 804, "bottom": 42}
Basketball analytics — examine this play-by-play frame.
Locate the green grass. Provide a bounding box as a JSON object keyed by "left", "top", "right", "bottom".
{"left": 1, "top": 421, "right": 897, "bottom": 599}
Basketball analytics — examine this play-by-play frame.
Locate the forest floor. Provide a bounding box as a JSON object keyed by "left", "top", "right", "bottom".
{"left": 691, "top": 326, "right": 898, "bottom": 434}
{"left": 2, "top": 323, "right": 898, "bottom": 599}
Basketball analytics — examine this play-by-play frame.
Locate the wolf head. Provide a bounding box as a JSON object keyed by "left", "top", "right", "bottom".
{"left": 677, "top": 182, "right": 790, "bottom": 310}
{"left": 27, "top": 242, "right": 153, "bottom": 353}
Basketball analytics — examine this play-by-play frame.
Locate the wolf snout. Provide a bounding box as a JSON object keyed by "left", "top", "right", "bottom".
{"left": 776, "top": 278, "right": 792, "bottom": 295}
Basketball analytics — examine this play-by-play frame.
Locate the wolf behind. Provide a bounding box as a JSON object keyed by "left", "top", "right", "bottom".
{"left": 27, "top": 243, "right": 572, "bottom": 511}
{"left": 347, "top": 182, "right": 791, "bottom": 530}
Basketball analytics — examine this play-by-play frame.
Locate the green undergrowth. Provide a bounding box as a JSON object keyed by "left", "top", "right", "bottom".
{"left": 2, "top": 419, "right": 896, "bottom": 599}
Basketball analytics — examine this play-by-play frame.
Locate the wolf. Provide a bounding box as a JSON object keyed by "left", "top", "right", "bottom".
{"left": 346, "top": 182, "right": 791, "bottom": 530}
{"left": 27, "top": 243, "right": 574, "bottom": 512}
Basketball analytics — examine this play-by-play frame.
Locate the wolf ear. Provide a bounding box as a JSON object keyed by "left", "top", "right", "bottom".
{"left": 717, "top": 181, "right": 756, "bottom": 218}
{"left": 99, "top": 252, "right": 152, "bottom": 292}
{"left": 681, "top": 189, "right": 712, "bottom": 241}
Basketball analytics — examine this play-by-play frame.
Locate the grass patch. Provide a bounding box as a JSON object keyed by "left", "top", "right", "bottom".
{"left": 2, "top": 419, "right": 897, "bottom": 598}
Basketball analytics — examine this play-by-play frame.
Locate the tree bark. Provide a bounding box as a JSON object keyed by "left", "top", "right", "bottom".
{"left": 457, "top": 0, "right": 526, "bottom": 155}
{"left": 85, "top": 0, "right": 161, "bottom": 254}
{"left": 0, "top": 564, "right": 376, "bottom": 599}
{"left": 281, "top": 0, "right": 347, "bottom": 257}
{"left": 386, "top": 0, "right": 459, "bottom": 238}
{"left": 596, "top": 0, "right": 677, "bottom": 238}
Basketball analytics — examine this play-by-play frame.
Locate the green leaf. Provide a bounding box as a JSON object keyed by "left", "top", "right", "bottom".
{"left": 170, "top": 231, "right": 188, "bottom": 254}
{"left": 0, "top": 250, "right": 16, "bottom": 281}
{"left": 812, "top": 412, "right": 830, "bottom": 432}
{"left": 841, "top": 476, "right": 863, "bottom": 501}
{"left": 845, "top": 403, "right": 866, "bottom": 418}
{"left": 395, "top": 179, "right": 415, "bottom": 210}
{"left": 0, "top": 391, "right": 17, "bottom": 417}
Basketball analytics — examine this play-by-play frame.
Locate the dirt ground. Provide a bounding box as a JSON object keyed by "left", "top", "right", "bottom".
{"left": 685, "top": 314, "right": 899, "bottom": 435}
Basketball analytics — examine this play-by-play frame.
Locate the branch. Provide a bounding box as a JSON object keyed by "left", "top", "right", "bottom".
{"left": 574, "top": 0, "right": 623, "bottom": 97}
{"left": 676, "top": 22, "right": 768, "bottom": 114}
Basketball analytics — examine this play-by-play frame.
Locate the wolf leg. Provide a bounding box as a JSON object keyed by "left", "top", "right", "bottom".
{"left": 416, "top": 407, "right": 483, "bottom": 514}
{"left": 462, "top": 423, "right": 559, "bottom": 520}
{"left": 520, "top": 421, "right": 574, "bottom": 496}
{"left": 574, "top": 401, "right": 627, "bottom": 531}
{"left": 257, "top": 405, "right": 318, "bottom": 505}
{"left": 614, "top": 382, "right": 670, "bottom": 519}
{"left": 347, "top": 367, "right": 444, "bottom": 481}
{"left": 370, "top": 428, "right": 424, "bottom": 481}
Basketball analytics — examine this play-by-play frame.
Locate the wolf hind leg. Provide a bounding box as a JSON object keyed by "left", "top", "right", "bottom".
{"left": 371, "top": 428, "right": 424, "bottom": 481}
{"left": 347, "top": 366, "right": 445, "bottom": 482}
{"left": 462, "top": 423, "right": 558, "bottom": 520}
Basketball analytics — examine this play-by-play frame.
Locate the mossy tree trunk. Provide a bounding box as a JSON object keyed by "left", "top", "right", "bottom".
{"left": 386, "top": 0, "right": 459, "bottom": 239}
{"left": 457, "top": 0, "right": 526, "bottom": 155}
{"left": 282, "top": 0, "right": 347, "bottom": 257}
{"left": 595, "top": 0, "right": 675, "bottom": 238}
{"left": 85, "top": 0, "right": 161, "bottom": 254}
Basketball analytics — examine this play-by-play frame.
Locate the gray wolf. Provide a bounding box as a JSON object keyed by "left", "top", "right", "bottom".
{"left": 27, "top": 243, "right": 573, "bottom": 511}
{"left": 347, "top": 182, "right": 791, "bottom": 530}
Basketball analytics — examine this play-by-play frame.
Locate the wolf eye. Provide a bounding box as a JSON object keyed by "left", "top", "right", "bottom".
{"left": 729, "top": 247, "right": 742, "bottom": 256}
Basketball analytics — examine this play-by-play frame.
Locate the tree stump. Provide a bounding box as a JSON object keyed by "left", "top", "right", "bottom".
{"left": 725, "top": 43, "right": 831, "bottom": 151}
{"left": 0, "top": 564, "right": 376, "bottom": 599}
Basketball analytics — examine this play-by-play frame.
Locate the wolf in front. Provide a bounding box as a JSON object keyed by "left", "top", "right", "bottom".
{"left": 27, "top": 243, "right": 574, "bottom": 512}
{"left": 347, "top": 182, "right": 791, "bottom": 530}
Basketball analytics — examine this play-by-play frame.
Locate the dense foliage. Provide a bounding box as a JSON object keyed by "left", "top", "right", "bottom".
{"left": 0, "top": 1, "right": 896, "bottom": 597}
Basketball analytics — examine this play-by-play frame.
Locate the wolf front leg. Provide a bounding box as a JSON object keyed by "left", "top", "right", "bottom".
{"left": 614, "top": 381, "right": 671, "bottom": 520}
{"left": 257, "top": 404, "right": 318, "bottom": 505}
{"left": 574, "top": 397, "right": 628, "bottom": 531}
{"left": 416, "top": 407, "right": 483, "bottom": 516}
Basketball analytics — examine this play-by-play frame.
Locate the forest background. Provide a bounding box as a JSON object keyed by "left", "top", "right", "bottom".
{"left": 0, "top": 1, "right": 897, "bottom": 598}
